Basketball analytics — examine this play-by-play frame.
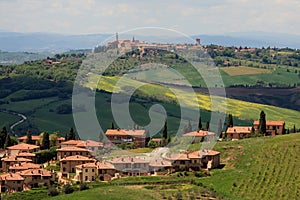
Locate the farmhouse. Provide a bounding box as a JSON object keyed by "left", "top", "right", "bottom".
{"left": 253, "top": 120, "right": 285, "bottom": 135}
{"left": 107, "top": 156, "right": 149, "bottom": 176}
{"left": 149, "top": 160, "right": 173, "bottom": 175}
{"left": 60, "top": 155, "right": 96, "bottom": 176}
{"left": 1, "top": 156, "right": 32, "bottom": 172}
{"left": 226, "top": 126, "right": 253, "bottom": 139}
{"left": 9, "top": 162, "right": 40, "bottom": 173}
{"left": 105, "top": 129, "right": 146, "bottom": 148}
{"left": 6, "top": 143, "right": 40, "bottom": 156}
{"left": 76, "top": 140, "right": 103, "bottom": 151}
{"left": 56, "top": 146, "right": 91, "bottom": 159}
{"left": 74, "top": 161, "right": 116, "bottom": 182}
{"left": 18, "top": 168, "right": 54, "bottom": 188}
{"left": 0, "top": 173, "right": 24, "bottom": 193}
{"left": 182, "top": 130, "right": 215, "bottom": 143}
{"left": 60, "top": 140, "right": 83, "bottom": 148}
{"left": 17, "top": 135, "right": 65, "bottom": 147}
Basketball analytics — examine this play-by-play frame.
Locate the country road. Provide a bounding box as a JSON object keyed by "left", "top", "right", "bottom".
{"left": 0, "top": 109, "right": 27, "bottom": 136}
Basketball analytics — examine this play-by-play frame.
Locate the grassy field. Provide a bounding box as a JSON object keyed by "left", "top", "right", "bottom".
{"left": 190, "top": 133, "right": 300, "bottom": 200}
{"left": 0, "top": 111, "right": 20, "bottom": 128}
{"left": 220, "top": 66, "right": 271, "bottom": 76}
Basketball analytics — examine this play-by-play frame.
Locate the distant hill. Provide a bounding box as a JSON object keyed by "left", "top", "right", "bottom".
{"left": 0, "top": 31, "right": 300, "bottom": 53}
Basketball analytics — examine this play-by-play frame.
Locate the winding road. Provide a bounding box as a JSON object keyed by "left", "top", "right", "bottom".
{"left": 0, "top": 109, "right": 27, "bottom": 136}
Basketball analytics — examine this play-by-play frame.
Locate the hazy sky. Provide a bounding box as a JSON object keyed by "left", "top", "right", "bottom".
{"left": 0, "top": 0, "right": 299, "bottom": 35}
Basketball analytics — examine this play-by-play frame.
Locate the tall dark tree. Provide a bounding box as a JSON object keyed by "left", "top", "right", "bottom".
{"left": 4, "top": 134, "right": 12, "bottom": 148}
{"left": 111, "top": 122, "right": 115, "bottom": 130}
{"left": 227, "top": 114, "right": 233, "bottom": 128}
{"left": 198, "top": 117, "right": 202, "bottom": 130}
{"left": 26, "top": 130, "right": 33, "bottom": 144}
{"left": 217, "top": 119, "right": 223, "bottom": 137}
{"left": 64, "top": 133, "right": 68, "bottom": 141}
{"left": 258, "top": 111, "right": 266, "bottom": 135}
{"left": 162, "top": 119, "right": 168, "bottom": 146}
{"left": 67, "top": 127, "right": 75, "bottom": 140}
{"left": 183, "top": 121, "right": 192, "bottom": 134}
{"left": 293, "top": 124, "right": 296, "bottom": 133}
{"left": 41, "top": 132, "right": 50, "bottom": 150}
{"left": 0, "top": 126, "right": 8, "bottom": 148}
{"left": 99, "top": 131, "right": 104, "bottom": 142}
{"left": 206, "top": 121, "right": 210, "bottom": 131}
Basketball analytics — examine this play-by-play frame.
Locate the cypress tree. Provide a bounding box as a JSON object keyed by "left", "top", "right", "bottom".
{"left": 4, "top": 134, "right": 12, "bottom": 149}
{"left": 68, "top": 127, "right": 75, "bottom": 140}
{"left": 162, "top": 119, "right": 168, "bottom": 146}
{"left": 26, "top": 130, "right": 33, "bottom": 144}
{"left": 198, "top": 117, "right": 202, "bottom": 130}
{"left": 111, "top": 122, "right": 115, "bottom": 130}
{"left": 41, "top": 132, "right": 50, "bottom": 150}
{"left": 227, "top": 114, "right": 233, "bottom": 128}
{"left": 206, "top": 121, "right": 210, "bottom": 131}
{"left": 217, "top": 119, "right": 223, "bottom": 137}
{"left": 0, "top": 126, "right": 8, "bottom": 148}
{"left": 259, "top": 111, "right": 266, "bottom": 135}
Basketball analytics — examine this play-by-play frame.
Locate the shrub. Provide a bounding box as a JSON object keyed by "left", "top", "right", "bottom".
{"left": 79, "top": 182, "right": 89, "bottom": 191}
{"left": 48, "top": 187, "right": 59, "bottom": 196}
{"left": 63, "top": 183, "right": 74, "bottom": 194}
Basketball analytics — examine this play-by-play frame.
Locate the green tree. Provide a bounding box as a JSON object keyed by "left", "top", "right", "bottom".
{"left": 26, "top": 130, "right": 33, "bottom": 144}
{"left": 227, "top": 114, "right": 233, "bottom": 128}
{"left": 183, "top": 120, "right": 192, "bottom": 134}
{"left": 49, "top": 132, "right": 59, "bottom": 147}
{"left": 67, "top": 127, "right": 75, "bottom": 140}
{"left": 206, "top": 121, "right": 210, "bottom": 131}
{"left": 41, "top": 132, "right": 50, "bottom": 150}
{"left": 217, "top": 119, "right": 223, "bottom": 137}
{"left": 293, "top": 124, "right": 296, "bottom": 133}
{"left": 4, "top": 134, "right": 12, "bottom": 148}
{"left": 198, "top": 117, "right": 202, "bottom": 130}
{"left": 0, "top": 126, "right": 8, "bottom": 148}
{"left": 258, "top": 111, "right": 267, "bottom": 135}
{"left": 111, "top": 122, "right": 115, "bottom": 130}
{"left": 162, "top": 119, "right": 168, "bottom": 146}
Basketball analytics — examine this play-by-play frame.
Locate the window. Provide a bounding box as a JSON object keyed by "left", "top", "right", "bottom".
{"left": 92, "top": 169, "right": 95, "bottom": 172}
{"left": 85, "top": 176, "right": 88, "bottom": 181}
{"left": 85, "top": 169, "right": 88, "bottom": 172}
{"left": 63, "top": 167, "right": 66, "bottom": 172}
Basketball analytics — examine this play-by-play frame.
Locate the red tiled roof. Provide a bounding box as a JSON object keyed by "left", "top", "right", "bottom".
{"left": 149, "top": 160, "right": 172, "bottom": 167}
{"left": 151, "top": 138, "right": 162, "bottom": 142}
{"left": 17, "top": 136, "right": 40, "bottom": 141}
{"left": 0, "top": 173, "right": 24, "bottom": 181}
{"left": 182, "top": 130, "right": 215, "bottom": 137}
{"left": 57, "top": 146, "right": 90, "bottom": 152}
{"left": 61, "top": 140, "right": 82, "bottom": 145}
{"left": 16, "top": 152, "right": 36, "bottom": 157}
{"left": 18, "top": 169, "right": 51, "bottom": 177}
{"left": 57, "top": 137, "right": 66, "bottom": 141}
{"left": 9, "top": 162, "right": 40, "bottom": 170}
{"left": 60, "top": 155, "right": 95, "bottom": 161}
{"left": 106, "top": 129, "right": 146, "bottom": 136}
{"left": 76, "top": 140, "right": 103, "bottom": 148}
{"left": 75, "top": 162, "right": 115, "bottom": 170}
{"left": 226, "top": 126, "right": 252, "bottom": 134}
{"left": 166, "top": 149, "right": 220, "bottom": 161}
{"left": 1, "top": 156, "right": 32, "bottom": 162}
{"left": 253, "top": 120, "right": 285, "bottom": 126}
{"left": 7, "top": 143, "right": 39, "bottom": 150}
{"left": 108, "top": 156, "right": 149, "bottom": 164}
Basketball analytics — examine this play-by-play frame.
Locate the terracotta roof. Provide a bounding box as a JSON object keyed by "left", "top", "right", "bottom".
{"left": 57, "top": 137, "right": 66, "bottom": 141}
{"left": 108, "top": 156, "right": 149, "bottom": 164}
{"left": 1, "top": 156, "right": 32, "bottom": 162}
{"left": 57, "top": 146, "right": 90, "bottom": 152}
{"left": 149, "top": 160, "right": 172, "bottom": 167}
{"left": 76, "top": 140, "right": 103, "bottom": 148}
{"left": 9, "top": 162, "right": 40, "bottom": 170}
{"left": 151, "top": 138, "right": 162, "bottom": 142}
{"left": 253, "top": 120, "right": 285, "bottom": 126}
{"left": 16, "top": 152, "right": 36, "bottom": 157}
{"left": 7, "top": 143, "right": 39, "bottom": 150}
{"left": 226, "top": 126, "right": 252, "bottom": 134}
{"left": 166, "top": 149, "right": 220, "bottom": 161}
{"left": 106, "top": 129, "right": 146, "bottom": 136}
{"left": 165, "top": 153, "right": 190, "bottom": 161}
{"left": 17, "top": 135, "right": 40, "bottom": 141}
{"left": 61, "top": 140, "right": 82, "bottom": 145}
{"left": 0, "top": 173, "right": 24, "bottom": 181}
{"left": 18, "top": 169, "right": 51, "bottom": 177}
{"left": 60, "top": 155, "right": 96, "bottom": 162}
{"left": 182, "top": 130, "right": 215, "bottom": 137}
{"left": 75, "top": 162, "right": 115, "bottom": 170}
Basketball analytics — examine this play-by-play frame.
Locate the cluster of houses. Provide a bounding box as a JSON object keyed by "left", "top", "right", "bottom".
{"left": 0, "top": 119, "right": 285, "bottom": 194}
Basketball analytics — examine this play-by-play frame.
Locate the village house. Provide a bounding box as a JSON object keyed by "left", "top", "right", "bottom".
{"left": 149, "top": 160, "right": 173, "bottom": 175}
{"left": 165, "top": 149, "right": 220, "bottom": 171}
{"left": 0, "top": 173, "right": 24, "bottom": 193}
{"left": 1, "top": 156, "right": 32, "bottom": 172}
{"left": 105, "top": 129, "right": 146, "bottom": 148}
{"left": 76, "top": 140, "right": 103, "bottom": 151}
{"left": 182, "top": 130, "right": 215, "bottom": 143}
{"left": 60, "top": 155, "right": 96, "bottom": 176}
{"left": 9, "top": 162, "right": 40, "bottom": 173}
{"left": 107, "top": 156, "right": 149, "bottom": 176}
{"left": 60, "top": 140, "right": 83, "bottom": 148}
{"left": 18, "top": 168, "right": 54, "bottom": 188}
{"left": 253, "top": 120, "right": 285, "bottom": 135}
{"left": 17, "top": 135, "right": 65, "bottom": 148}
{"left": 56, "top": 146, "right": 91, "bottom": 160}
{"left": 6, "top": 143, "right": 40, "bottom": 156}
{"left": 74, "top": 161, "right": 116, "bottom": 182}
{"left": 226, "top": 126, "right": 253, "bottom": 139}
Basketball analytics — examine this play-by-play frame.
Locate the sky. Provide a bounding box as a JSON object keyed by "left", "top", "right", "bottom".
{"left": 0, "top": 0, "right": 299, "bottom": 36}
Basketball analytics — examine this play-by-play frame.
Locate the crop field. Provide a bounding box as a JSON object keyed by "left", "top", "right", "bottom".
{"left": 220, "top": 66, "right": 271, "bottom": 76}
{"left": 194, "top": 133, "right": 300, "bottom": 200}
